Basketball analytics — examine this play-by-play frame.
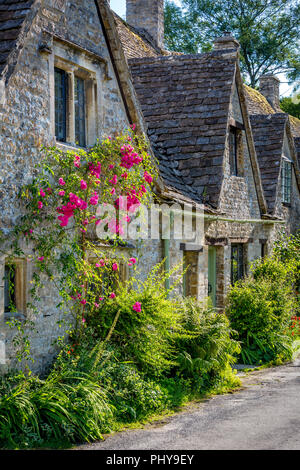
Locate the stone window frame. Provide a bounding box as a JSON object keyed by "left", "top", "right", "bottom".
{"left": 1, "top": 258, "right": 27, "bottom": 321}
{"left": 49, "top": 40, "right": 101, "bottom": 149}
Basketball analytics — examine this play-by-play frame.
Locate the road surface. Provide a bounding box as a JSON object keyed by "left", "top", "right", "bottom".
{"left": 78, "top": 358, "right": 300, "bottom": 450}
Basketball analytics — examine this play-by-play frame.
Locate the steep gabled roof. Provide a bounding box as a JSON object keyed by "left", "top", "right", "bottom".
{"left": 250, "top": 113, "right": 287, "bottom": 213}
{"left": 0, "top": 0, "right": 35, "bottom": 78}
{"left": 128, "top": 51, "right": 238, "bottom": 208}
{"left": 250, "top": 113, "right": 300, "bottom": 213}
{"left": 245, "top": 84, "right": 300, "bottom": 138}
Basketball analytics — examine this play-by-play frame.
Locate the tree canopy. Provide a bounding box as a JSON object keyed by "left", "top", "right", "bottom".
{"left": 280, "top": 95, "right": 300, "bottom": 119}
{"left": 164, "top": 0, "right": 300, "bottom": 88}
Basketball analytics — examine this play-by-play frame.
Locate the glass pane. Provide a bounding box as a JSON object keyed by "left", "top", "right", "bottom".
{"left": 229, "top": 129, "right": 238, "bottom": 176}
{"left": 54, "top": 68, "right": 67, "bottom": 142}
{"left": 75, "top": 76, "right": 86, "bottom": 147}
{"left": 282, "top": 161, "right": 292, "bottom": 203}
{"left": 231, "top": 244, "right": 244, "bottom": 284}
{"left": 4, "top": 265, "right": 16, "bottom": 312}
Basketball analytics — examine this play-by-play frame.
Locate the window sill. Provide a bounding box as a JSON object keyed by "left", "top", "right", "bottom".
{"left": 56, "top": 141, "right": 88, "bottom": 153}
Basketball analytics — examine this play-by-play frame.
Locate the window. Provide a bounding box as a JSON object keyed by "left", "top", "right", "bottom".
{"left": 231, "top": 244, "right": 245, "bottom": 284}
{"left": 4, "top": 264, "right": 16, "bottom": 313}
{"left": 229, "top": 127, "right": 238, "bottom": 176}
{"left": 54, "top": 67, "right": 67, "bottom": 142}
{"left": 3, "top": 260, "right": 27, "bottom": 317}
{"left": 183, "top": 251, "right": 198, "bottom": 297}
{"left": 54, "top": 66, "right": 90, "bottom": 148}
{"left": 74, "top": 76, "right": 86, "bottom": 147}
{"left": 281, "top": 160, "right": 292, "bottom": 204}
{"left": 261, "top": 242, "right": 267, "bottom": 258}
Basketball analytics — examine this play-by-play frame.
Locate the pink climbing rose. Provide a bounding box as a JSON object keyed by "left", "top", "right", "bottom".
{"left": 133, "top": 302, "right": 141, "bottom": 312}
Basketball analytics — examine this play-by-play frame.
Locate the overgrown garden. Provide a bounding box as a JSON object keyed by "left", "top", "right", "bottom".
{"left": 0, "top": 129, "right": 299, "bottom": 448}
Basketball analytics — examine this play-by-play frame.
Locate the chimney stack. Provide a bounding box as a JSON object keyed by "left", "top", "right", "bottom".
{"left": 126, "top": 0, "right": 164, "bottom": 49}
{"left": 259, "top": 74, "right": 281, "bottom": 111}
{"left": 213, "top": 32, "right": 240, "bottom": 51}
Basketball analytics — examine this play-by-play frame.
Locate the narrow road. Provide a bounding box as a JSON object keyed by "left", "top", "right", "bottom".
{"left": 78, "top": 358, "right": 300, "bottom": 450}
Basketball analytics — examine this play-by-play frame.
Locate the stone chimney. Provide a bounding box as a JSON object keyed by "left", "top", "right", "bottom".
{"left": 213, "top": 32, "right": 240, "bottom": 51}
{"left": 126, "top": 0, "right": 164, "bottom": 49}
{"left": 259, "top": 74, "right": 281, "bottom": 111}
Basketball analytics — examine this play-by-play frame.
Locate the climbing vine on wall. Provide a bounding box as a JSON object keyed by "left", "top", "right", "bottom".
{"left": 0, "top": 127, "right": 157, "bottom": 363}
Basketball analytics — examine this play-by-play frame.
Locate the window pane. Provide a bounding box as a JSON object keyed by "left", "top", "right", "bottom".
{"left": 54, "top": 68, "right": 67, "bottom": 142}
{"left": 229, "top": 128, "right": 238, "bottom": 176}
{"left": 75, "top": 76, "right": 86, "bottom": 147}
{"left": 4, "top": 265, "right": 16, "bottom": 312}
{"left": 231, "top": 244, "right": 244, "bottom": 284}
{"left": 282, "top": 160, "right": 292, "bottom": 204}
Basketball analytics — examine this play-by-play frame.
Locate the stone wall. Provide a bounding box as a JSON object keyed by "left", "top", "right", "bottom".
{"left": 0, "top": 0, "right": 130, "bottom": 373}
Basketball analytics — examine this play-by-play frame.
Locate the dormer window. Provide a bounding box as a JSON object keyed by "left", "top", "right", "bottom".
{"left": 229, "top": 127, "right": 238, "bottom": 176}
{"left": 281, "top": 159, "right": 292, "bottom": 204}
{"left": 229, "top": 120, "right": 244, "bottom": 176}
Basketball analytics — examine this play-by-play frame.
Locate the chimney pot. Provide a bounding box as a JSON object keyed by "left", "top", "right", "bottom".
{"left": 259, "top": 74, "right": 281, "bottom": 111}
{"left": 213, "top": 33, "right": 240, "bottom": 51}
{"left": 126, "top": 0, "right": 164, "bottom": 50}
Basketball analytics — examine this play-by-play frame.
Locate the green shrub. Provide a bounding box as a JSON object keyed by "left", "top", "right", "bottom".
{"left": 174, "top": 297, "right": 240, "bottom": 391}
{"left": 226, "top": 256, "right": 296, "bottom": 365}
{"left": 87, "top": 263, "right": 184, "bottom": 376}
{"left": 0, "top": 367, "right": 113, "bottom": 448}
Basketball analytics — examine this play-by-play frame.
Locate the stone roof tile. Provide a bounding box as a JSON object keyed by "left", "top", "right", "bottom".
{"left": 129, "top": 51, "right": 237, "bottom": 207}
{"left": 250, "top": 113, "right": 288, "bottom": 213}
{"left": 0, "top": 0, "right": 34, "bottom": 76}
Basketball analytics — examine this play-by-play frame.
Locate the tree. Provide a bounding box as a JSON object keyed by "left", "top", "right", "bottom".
{"left": 164, "top": 0, "right": 300, "bottom": 88}
{"left": 280, "top": 95, "right": 300, "bottom": 119}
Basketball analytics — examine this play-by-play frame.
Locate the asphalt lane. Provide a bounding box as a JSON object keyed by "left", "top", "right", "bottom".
{"left": 77, "top": 358, "right": 300, "bottom": 450}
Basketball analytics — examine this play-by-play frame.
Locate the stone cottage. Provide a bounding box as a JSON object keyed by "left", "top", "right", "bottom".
{"left": 0, "top": 0, "right": 152, "bottom": 372}
{"left": 114, "top": 1, "right": 292, "bottom": 310}
{"left": 0, "top": 0, "right": 299, "bottom": 372}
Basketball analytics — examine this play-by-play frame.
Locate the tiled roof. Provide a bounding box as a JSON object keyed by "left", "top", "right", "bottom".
{"left": 0, "top": 0, "right": 34, "bottom": 77}
{"left": 245, "top": 84, "right": 300, "bottom": 138}
{"left": 129, "top": 51, "right": 237, "bottom": 208}
{"left": 250, "top": 113, "right": 288, "bottom": 213}
{"left": 113, "top": 12, "right": 174, "bottom": 60}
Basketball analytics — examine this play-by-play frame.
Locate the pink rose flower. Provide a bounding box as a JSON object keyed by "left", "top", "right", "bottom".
{"left": 133, "top": 302, "right": 141, "bottom": 312}
{"left": 38, "top": 256, "right": 44, "bottom": 262}
{"left": 144, "top": 171, "right": 153, "bottom": 184}
{"left": 38, "top": 201, "right": 43, "bottom": 209}
{"left": 80, "top": 180, "right": 87, "bottom": 190}
{"left": 109, "top": 292, "right": 116, "bottom": 299}
{"left": 40, "top": 189, "right": 46, "bottom": 197}
{"left": 80, "top": 299, "right": 87, "bottom": 305}
{"left": 112, "top": 263, "right": 118, "bottom": 271}
{"left": 59, "top": 190, "right": 65, "bottom": 197}
{"left": 59, "top": 178, "right": 66, "bottom": 186}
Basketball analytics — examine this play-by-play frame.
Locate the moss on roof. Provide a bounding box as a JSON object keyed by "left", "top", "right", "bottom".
{"left": 244, "top": 85, "right": 275, "bottom": 115}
